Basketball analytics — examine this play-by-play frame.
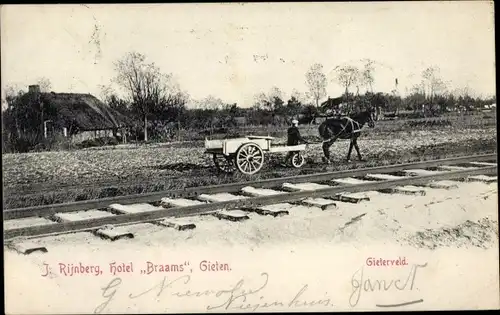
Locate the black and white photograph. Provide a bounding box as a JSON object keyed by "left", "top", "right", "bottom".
{"left": 2, "top": 2, "right": 498, "bottom": 313}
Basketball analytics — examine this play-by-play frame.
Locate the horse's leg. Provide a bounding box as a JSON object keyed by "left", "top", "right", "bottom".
{"left": 353, "top": 138, "right": 364, "bottom": 161}
{"left": 322, "top": 138, "right": 336, "bottom": 163}
{"left": 346, "top": 139, "right": 354, "bottom": 162}
{"left": 322, "top": 140, "right": 331, "bottom": 161}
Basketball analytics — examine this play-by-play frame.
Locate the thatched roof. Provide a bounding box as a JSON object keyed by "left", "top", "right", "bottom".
{"left": 320, "top": 96, "right": 345, "bottom": 109}
{"left": 21, "top": 91, "right": 134, "bottom": 131}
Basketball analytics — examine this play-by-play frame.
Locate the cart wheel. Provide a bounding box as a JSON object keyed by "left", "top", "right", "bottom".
{"left": 213, "top": 154, "right": 236, "bottom": 173}
{"left": 236, "top": 143, "right": 264, "bottom": 175}
{"left": 291, "top": 152, "right": 305, "bottom": 168}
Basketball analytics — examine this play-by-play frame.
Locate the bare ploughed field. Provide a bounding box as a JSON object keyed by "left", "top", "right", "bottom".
{"left": 2, "top": 116, "right": 497, "bottom": 208}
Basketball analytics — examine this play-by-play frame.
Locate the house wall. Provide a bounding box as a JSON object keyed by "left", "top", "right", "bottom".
{"left": 71, "top": 129, "right": 115, "bottom": 142}
{"left": 46, "top": 127, "right": 116, "bottom": 143}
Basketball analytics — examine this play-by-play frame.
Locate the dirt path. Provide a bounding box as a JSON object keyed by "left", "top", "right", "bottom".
{"left": 4, "top": 180, "right": 499, "bottom": 313}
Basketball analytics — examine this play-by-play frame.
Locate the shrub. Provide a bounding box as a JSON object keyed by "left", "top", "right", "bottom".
{"left": 2, "top": 132, "right": 40, "bottom": 153}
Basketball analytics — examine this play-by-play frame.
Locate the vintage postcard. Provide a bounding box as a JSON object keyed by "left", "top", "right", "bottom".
{"left": 2, "top": 2, "right": 498, "bottom": 314}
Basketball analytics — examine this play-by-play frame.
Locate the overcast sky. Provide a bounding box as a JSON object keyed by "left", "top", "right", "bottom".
{"left": 1, "top": 2, "right": 496, "bottom": 107}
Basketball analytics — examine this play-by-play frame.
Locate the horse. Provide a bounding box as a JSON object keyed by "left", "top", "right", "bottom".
{"left": 318, "top": 108, "right": 376, "bottom": 163}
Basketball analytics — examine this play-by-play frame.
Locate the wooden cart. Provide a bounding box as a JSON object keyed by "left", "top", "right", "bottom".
{"left": 204, "top": 135, "right": 307, "bottom": 175}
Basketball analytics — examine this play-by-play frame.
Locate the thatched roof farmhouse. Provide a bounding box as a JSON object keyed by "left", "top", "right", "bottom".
{"left": 320, "top": 96, "right": 345, "bottom": 110}
{"left": 21, "top": 85, "right": 133, "bottom": 135}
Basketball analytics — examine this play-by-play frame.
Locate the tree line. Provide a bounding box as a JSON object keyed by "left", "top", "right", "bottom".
{"left": 2, "top": 52, "right": 496, "bottom": 152}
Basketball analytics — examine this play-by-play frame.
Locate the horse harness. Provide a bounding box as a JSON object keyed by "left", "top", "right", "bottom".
{"left": 322, "top": 116, "right": 363, "bottom": 143}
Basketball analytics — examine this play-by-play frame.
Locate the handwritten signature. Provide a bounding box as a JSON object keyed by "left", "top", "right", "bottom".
{"left": 94, "top": 273, "right": 335, "bottom": 313}
{"left": 349, "top": 263, "right": 427, "bottom": 308}
{"left": 94, "top": 262, "right": 427, "bottom": 313}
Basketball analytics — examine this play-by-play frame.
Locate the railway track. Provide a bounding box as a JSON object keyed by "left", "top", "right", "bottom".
{"left": 4, "top": 154, "right": 497, "bottom": 253}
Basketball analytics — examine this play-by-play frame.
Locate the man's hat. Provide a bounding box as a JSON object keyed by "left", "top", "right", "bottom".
{"left": 292, "top": 119, "right": 299, "bottom": 124}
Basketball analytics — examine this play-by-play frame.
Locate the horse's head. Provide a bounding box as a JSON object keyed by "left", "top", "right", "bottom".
{"left": 364, "top": 108, "right": 376, "bottom": 128}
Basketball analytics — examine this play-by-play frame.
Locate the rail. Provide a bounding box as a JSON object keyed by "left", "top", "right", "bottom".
{"left": 3, "top": 154, "right": 497, "bottom": 241}
{"left": 4, "top": 153, "right": 497, "bottom": 220}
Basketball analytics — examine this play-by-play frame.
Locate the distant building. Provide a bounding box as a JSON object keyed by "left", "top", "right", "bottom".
{"left": 320, "top": 96, "right": 344, "bottom": 112}
{"left": 18, "top": 84, "right": 134, "bottom": 142}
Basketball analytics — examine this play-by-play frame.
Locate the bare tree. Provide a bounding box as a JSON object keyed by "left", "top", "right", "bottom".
{"left": 98, "top": 84, "right": 114, "bottom": 103}
{"left": 290, "top": 88, "right": 308, "bottom": 105}
{"left": 195, "top": 95, "right": 225, "bottom": 130}
{"left": 268, "top": 86, "right": 285, "bottom": 102}
{"left": 98, "top": 84, "right": 131, "bottom": 116}
{"left": 451, "top": 86, "right": 477, "bottom": 111}
{"left": 360, "top": 59, "right": 375, "bottom": 92}
{"left": 3, "top": 85, "right": 19, "bottom": 105}
{"left": 197, "top": 95, "right": 224, "bottom": 110}
{"left": 422, "top": 66, "right": 447, "bottom": 103}
{"left": 305, "top": 63, "right": 327, "bottom": 108}
{"left": 253, "top": 92, "right": 270, "bottom": 111}
{"left": 334, "top": 65, "right": 361, "bottom": 113}
{"left": 36, "top": 77, "right": 52, "bottom": 92}
{"left": 451, "top": 86, "right": 474, "bottom": 99}
{"left": 335, "top": 65, "right": 360, "bottom": 97}
{"left": 3, "top": 79, "right": 50, "bottom": 106}
{"left": 253, "top": 86, "right": 285, "bottom": 112}
{"left": 2, "top": 84, "right": 27, "bottom": 135}
{"left": 2, "top": 82, "right": 43, "bottom": 141}
{"left": 113, "top": 52, "right": 173, "bottom": 141}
